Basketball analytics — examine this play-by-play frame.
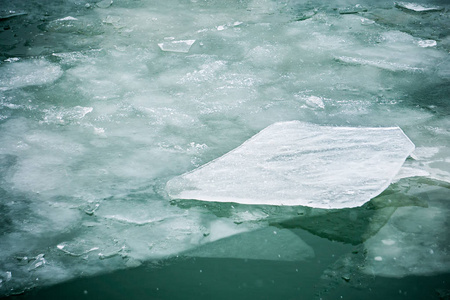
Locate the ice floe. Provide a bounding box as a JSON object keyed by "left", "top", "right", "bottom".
{"left": 166, "top": 121, "right": 415, "bottom": 209}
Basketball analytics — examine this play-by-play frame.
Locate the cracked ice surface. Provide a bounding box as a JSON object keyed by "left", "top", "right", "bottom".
{"left": 166, "top": 121, "right": 415, "bottom": 209}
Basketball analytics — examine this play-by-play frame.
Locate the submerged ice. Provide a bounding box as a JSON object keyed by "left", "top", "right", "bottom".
{"left": 167, "top": 121, "right": 415, "bottom": 208}
{"left": 0, "top": 0, "right": 449, "bottom": 296}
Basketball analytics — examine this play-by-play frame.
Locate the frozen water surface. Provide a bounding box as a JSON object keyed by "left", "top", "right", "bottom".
{"left": 0, "top": 0, "right": 449, "bottom": 298}
{"left": 167, "top": 121, "right": 415, "bottom": 208}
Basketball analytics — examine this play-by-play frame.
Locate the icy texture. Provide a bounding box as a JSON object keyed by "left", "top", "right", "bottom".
{"left": 158, "top": 40, "right": 196, "bottom": 53}
{"left": 166, "top": 121, "right": 415, "bottom": 208}
{"left": 0, "top": 0, "right": 449, "bottom": 296}
{"left": 0, "top": 60, "right": 63, "bottom": 91}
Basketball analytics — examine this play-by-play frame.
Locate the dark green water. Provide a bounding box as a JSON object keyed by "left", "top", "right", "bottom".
{"left": 10, "top": 232, "right": 450, "bottom": 300}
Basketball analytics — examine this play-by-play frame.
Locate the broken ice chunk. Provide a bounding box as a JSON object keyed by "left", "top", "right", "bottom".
{"left": 158, "top": 40, "right": 196, "bottom": 53}
{"left": 395, "top": 2, "right": 442, "bottom": 12}
{"left": 96, "top": 0, "right": 113, "bottom": 9}
{"left": 28, "top": 254, "right": 46, "bottom": 271}
{"left": 305, "top": 96, "right": 325, "bottom": 109}
{"left": 57, "top": 16, "right": 78, "bottom": 21}
{"left": 4, "top": 57, "right": 20, "bottom": 63}
{"left": 166, "top": 121, "right": 415, "bottom": 209}
{"left": 417, "top": 39, "right": 437, "bottom": 48}
{"left": 360, "top": 18, "right": 375, "bottom": 26}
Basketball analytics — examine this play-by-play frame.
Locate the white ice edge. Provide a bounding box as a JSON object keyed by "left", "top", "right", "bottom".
{"left": 395, "top": 2, "right": 442, "bottom": 12}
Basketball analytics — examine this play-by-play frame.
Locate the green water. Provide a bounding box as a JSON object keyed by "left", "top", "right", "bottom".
{"left": 11, "top": 225, "right": 450, "bottom": 300}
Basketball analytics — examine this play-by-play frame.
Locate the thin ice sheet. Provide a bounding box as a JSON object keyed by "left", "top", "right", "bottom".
{"left": 166, "top": 121, "right": 415, "bottom": 209}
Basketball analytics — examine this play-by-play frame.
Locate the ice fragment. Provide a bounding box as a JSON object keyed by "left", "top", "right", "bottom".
{"left": 4, "top": 57, "right": 20, "bottom": 63}
{"left": 57, "top": 16, "right": 78, "bottom": 21}
{"left": 166, "top": 121, "right": 415, "bottom": 209}
{"left": 395, "top": 2, "right": 442, "bottom": 12}
{"left": 417, "top": 40, "right": 437, "bottom": 48}
{"left": 305, "top": 96, "right": 325, "bottom": 109}
{"left": 28, "top": 254, "right": 46, "bottom": 271}
{"left": 158, "top": 40, "right": 196, "bottom": 53}
{"left": 381, "top": 239, "right": 396, "bottom": 246}
{"left": 96, "top": 0, "right": 113, "bottom": 9}
{"left": 360, "top": 18, "right": 375, "bottom": 26}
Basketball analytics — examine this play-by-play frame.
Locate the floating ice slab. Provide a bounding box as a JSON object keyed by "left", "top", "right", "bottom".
{"left": 166, "top": 121, "right": 415, "bottom": 209}
{"left": 158, "top": 40, "right": 196, "bottom": 53}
